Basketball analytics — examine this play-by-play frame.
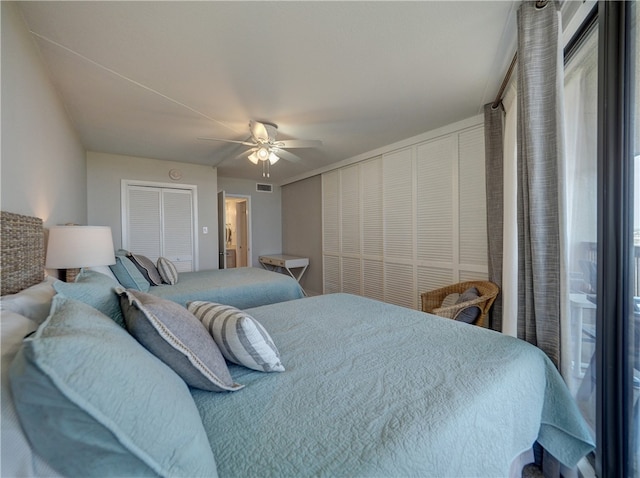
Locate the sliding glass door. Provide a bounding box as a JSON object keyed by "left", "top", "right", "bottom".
{"left": 563, "top": 2, "right": 640, "bottom": 475}
{"left": 564, "top": 14, "right": 598, "bottom": 475}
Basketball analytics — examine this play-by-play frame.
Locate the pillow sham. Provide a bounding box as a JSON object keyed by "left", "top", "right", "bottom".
{"left": 129, "top": 254, "right": 163, "bottom": 286}
{"left": 0, "top": 310, "right": 60, "bottom": 477}
{"left": 9, "top": 296, "right": 218, "bottom": 477}
{"left": 118, "top": 288, "right": 242, "bottom": 392}
{"left": 157, "top": 257, "right": 178, "bottom": 285}
{"left": 0, "top": 276, "right": 58, "bottom": 324}
{"left": 454, "top": 287, "right": 481, "bottom": 324}
{"left": 53, "top": 269, "right": 125, "bottom": 328}
{"left": 85, "top": 265, "right": 118, "bottom": 282}
{"left": 188, "top": 300, "right": 284, "bottom": 373}
{"left": 109, "top": 255, "right": 150, "bottom": 291}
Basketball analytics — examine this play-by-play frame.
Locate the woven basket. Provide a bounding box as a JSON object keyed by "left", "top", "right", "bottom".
{"left": 0, "top": 211, "right": 45, "bottom": 295}
{"left": 421, "top": 280, "right": 499, "bottom": 328}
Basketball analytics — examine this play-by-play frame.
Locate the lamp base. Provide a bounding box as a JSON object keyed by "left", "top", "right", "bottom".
{"left": 62, "top": 268, "right": 81, "bottom": 282}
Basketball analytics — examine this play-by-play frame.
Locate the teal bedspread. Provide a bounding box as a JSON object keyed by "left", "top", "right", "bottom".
{"left": 148, "top": 267, "right": 304, "bottom": 309}
{"left": 191, "top": 294, "right": 594, "bottom": 478}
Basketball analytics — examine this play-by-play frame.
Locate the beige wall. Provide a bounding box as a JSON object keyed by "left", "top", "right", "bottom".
{"left": 87, "top": 152, "right": 219, "bottom": 270}
{"left": 282, "top": 175, "right": 322, "bottom": 296}
{"left": 217, "top": 177, "right": 282, "bottom": 268}
{"left": 1, "top": 2, "right": 87, "bottom": 227}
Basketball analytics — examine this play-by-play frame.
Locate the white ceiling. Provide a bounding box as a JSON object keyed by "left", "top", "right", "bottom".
{"left": 17, "top": 1, "right": 518, "bottom": 183}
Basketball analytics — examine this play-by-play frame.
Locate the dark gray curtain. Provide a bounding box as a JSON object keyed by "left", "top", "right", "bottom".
{"left": 484, "top": 104, "right": 504, "bottom": 332}
{"left": 516, "top": 0, "right": 564, "bottom": 368}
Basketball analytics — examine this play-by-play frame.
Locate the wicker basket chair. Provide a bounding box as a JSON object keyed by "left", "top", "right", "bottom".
{"left": 420, "top": 280, "right": 499, "bottom": 328}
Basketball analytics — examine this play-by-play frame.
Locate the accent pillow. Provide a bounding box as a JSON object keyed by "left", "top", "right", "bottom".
{"left": 85, "top": 265, "right": 118, "bottom": 282}
{"left": 188, "top": 301, "right": 284, "bottom": 372}
{"left": 0, "top": 276, "right": 58, "bottom": 324}
{"left": 440, "top": 293, "right": 460, "bottom": 308}
{"left": 0, "top": 310, "right": 59, "bottom": 478}
{"left": 9, "top": 296, "right": 218, "bottom": 477}
{"left": 109, "top": 255, "right": 150, "bottom": 292}
{"left": 118, "top": 288, "right": 242, "bottom": 392}
{"left": 454, "top": 287, "right": 481, "bottom": 324}
{"left": 157, "top": 257, "right": 178, "bottom": 285}
{"left": 53, "top": 269, "right": 125, "bottom": 328}
{"left": 129, "top": 254, "right": 163, "bottom": 286}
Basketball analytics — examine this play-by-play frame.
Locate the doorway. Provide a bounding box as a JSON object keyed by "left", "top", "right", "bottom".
{"left": 218, "top": 192, "right": 251, "bottom": 268}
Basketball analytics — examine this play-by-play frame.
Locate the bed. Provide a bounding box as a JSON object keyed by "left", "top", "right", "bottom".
{"left": 148, "top": 267, "right": 304, "bottom": 309}
{"left": 0, "top": 211, "right": 595, "bottom": 477}
{"left": 108, "top": 248, "right": 304, "bottom": 309}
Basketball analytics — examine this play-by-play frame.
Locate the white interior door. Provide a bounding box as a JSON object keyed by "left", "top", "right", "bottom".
{"left": 236, "top": 201, "right": 248, "bottom": 267}
{"left": 217, "top": 190, "right": 227, "bottom": 269}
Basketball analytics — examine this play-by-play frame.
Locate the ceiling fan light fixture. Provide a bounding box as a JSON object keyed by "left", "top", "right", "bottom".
{"left": 248, "top": 151, "right": 259, "bottom": 164}
{"left": 256, "top": 146, "right": 270, "bottom": 161}
{"left": 268, "top": 152, "right": 280, "bottom": 164}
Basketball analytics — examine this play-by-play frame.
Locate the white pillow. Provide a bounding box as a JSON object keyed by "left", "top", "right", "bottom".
{"left": 85, "top": 265, "right": 119, "bottom": 282}
{"left": 1, "top": 310, "right": 61, "bottom": 477}
{"left": 0, "top": 276, "right": 58, "bottom": 324}
{"left": 187, "top": 301, "right": 284, "bottom": 372}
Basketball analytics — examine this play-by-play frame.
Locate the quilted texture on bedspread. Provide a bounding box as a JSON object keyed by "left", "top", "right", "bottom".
{"left": 191, "top": 294, "right": 594, "bottom": 478}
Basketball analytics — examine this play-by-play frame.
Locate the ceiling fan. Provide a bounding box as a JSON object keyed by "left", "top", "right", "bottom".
{"left": 198, "top": 120, "right": 322, "bottom": 177}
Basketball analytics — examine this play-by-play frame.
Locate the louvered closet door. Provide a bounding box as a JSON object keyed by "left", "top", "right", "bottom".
{"left": 416, "top": 136, "right": 456, "bottom": 294}
{"left": 162, "top": 189, "right": 194, "bottom": 272}
{"left": 340, "top": 165, "right": 361, "bottom": 294}
{"left": 383, "top": 148, "right": 415, "bottom": 308}
{"left": 126, "top": 185, "right": 194, "bottom": 273}
{"left": 458, "top": 126, "right": 487, "bottom": 280}
{"left": 322, "top": 171, "right": 340, "bottom": 293}
{"left": 361, "top": 157, "right": 383, "bottom": 301}
{"left": 127, "top": 187, "right": 162, "bottom": 260}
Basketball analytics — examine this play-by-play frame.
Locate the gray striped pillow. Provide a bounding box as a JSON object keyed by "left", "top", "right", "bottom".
{"left": 187, "top": 301, "right": 284, "bottom": 373}
{"left": 157, "top": 257, "right": 178, "bottom": 285}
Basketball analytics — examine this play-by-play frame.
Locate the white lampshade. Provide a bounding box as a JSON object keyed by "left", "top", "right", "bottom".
{"left": 268, "top": 152, "right": 280, "bottom": 164}
{"left": 45, "top": 226, "right": 115, "bottom": 269}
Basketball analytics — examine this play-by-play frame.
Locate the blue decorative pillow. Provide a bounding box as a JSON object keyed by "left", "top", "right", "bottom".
{"left": 454, "top": 287, "right": 481, "bottom": 324}
{"left": 9, "top": 296, "right": 218, "bottom": 477}
{"left": 118, "top": 288, "right": 242, "bottom": 392}
{"left": 109, "top": 255, "right": 150, "bottom": 292}
{"left": 53, "top": 269, "right": 124, "bottom": 327}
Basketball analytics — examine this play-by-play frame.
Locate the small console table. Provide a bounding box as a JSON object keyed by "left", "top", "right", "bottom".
{"left": 259, "top": 254, "right": 309, "bottom": 296}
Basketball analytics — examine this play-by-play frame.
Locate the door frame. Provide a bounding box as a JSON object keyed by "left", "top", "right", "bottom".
{"left": 121, "top": 179, "right": 199, "bottom": 270}
{"left": 222, "top": 193, "right": 252, "bottom": 268}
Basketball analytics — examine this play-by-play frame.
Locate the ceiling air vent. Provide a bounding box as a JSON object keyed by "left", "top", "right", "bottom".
{"left": 256, "top": 183, "right": 273, "bottom": 193}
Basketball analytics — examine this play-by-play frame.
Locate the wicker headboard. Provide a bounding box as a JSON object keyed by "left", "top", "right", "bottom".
{"left": 0, "top": 211, "right": 45, "bottom": 295}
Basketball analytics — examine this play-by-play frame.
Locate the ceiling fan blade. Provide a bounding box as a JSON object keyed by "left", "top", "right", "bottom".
{"left": 273, "top": 148, "right": 301, "bottom": 163}
{"left": 276, "top": 139, "right": 322, "bottom": 149}
{"left": 250, "top": 121, "right": 270, "bottom": 142}
{"left": 198, "top": 137, "right": 256, "bottom": 147}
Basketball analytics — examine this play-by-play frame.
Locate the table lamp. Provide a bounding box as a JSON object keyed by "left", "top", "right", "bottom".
{"left": 45, "top": 225, "right": 116, "bottom": 282}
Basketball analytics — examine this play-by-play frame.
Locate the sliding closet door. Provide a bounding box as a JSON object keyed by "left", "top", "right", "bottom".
{"left": 383, "top": 147, "right": 416, "bottom": 308}
{"left": 361, "top": 157, "right": 384, "bottom": 301}
{"left": 416, "top": 135, "right": 455, "bottom": 294}
{"left": 458, "top": 127, "right": 488, "bottom": 281}
{"left": 161, "top": 189, "right": 194, "bottom": 272}
{"left": 127, "top": 186, "right": 162, "bottom": 260}
{"left": 321, "top": 121, "right": 487, "bottom": 310}
{"left": 124, "top": 184, "right": 195, "bottom": 272}
{"left": 322, "top": 170, "right": 341, "bottom": 294}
